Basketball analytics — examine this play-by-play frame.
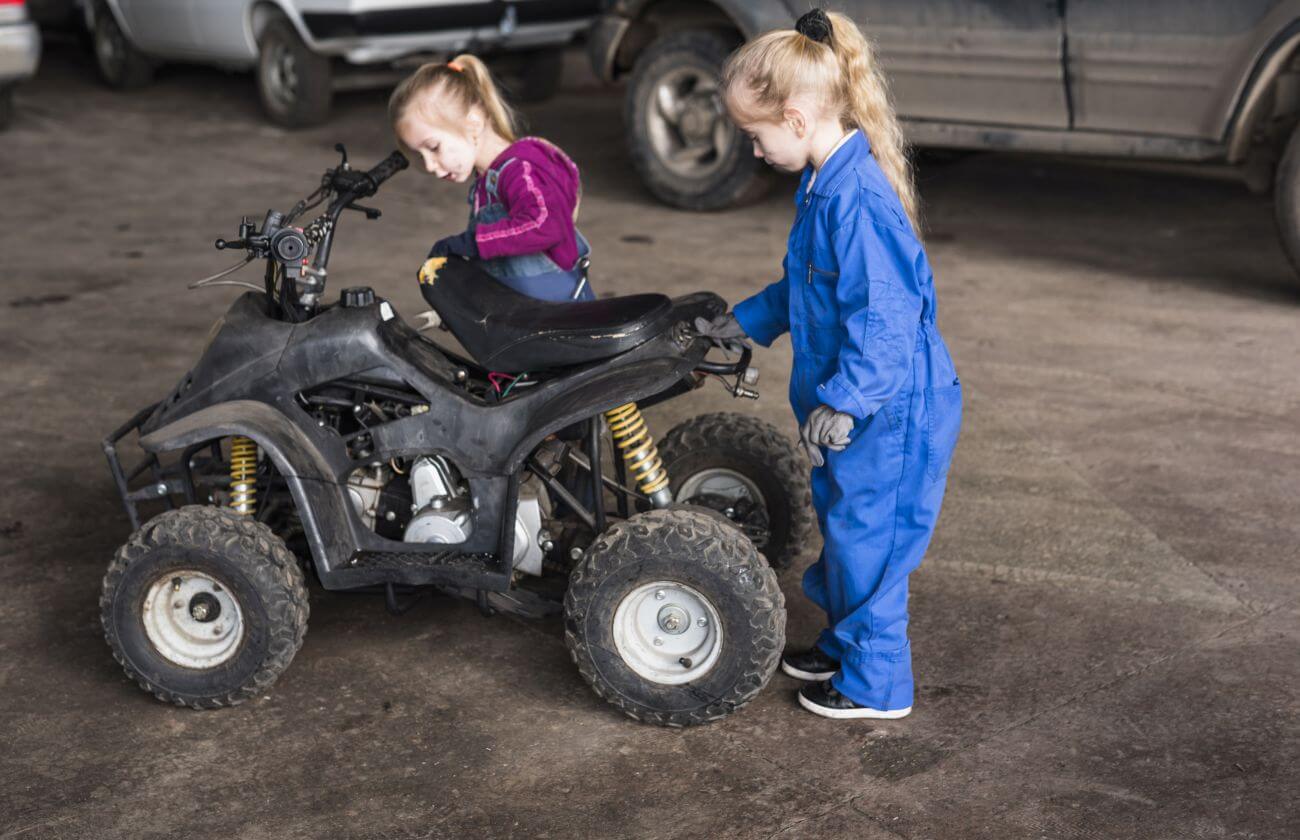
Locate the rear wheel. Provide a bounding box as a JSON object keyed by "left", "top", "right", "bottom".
{"left": 256, "top": 17, "right": 332, "bottom": 128}
{"left": 101, "top": 506, "right": 309, "bottom": 708}
{"left": 92, "top": 5, "right": 153, "bottom": 90}
{"left": 658, "top": 413, "right": 813, "bottom": 570}
{"left": 565, "top": 509, "right": 784, "bottom": 726}
{"left": 625, "top": 29, "right": 771, "bottom": 210}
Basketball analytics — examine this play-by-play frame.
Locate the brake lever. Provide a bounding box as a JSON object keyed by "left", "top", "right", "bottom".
{"left": 345, "top": 202, "right": 382, "bottom": 220}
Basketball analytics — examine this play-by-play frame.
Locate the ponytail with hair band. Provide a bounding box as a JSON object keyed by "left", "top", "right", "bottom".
{"left": 388, "top": 54, "right": 520, "bottom": 144}
{"left": 722, "top": 8, "right": 920, "bottom": 233}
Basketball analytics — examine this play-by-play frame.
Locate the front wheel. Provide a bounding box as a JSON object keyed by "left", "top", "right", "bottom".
{"left": 658, "top": 413, "right": 814, "bottom": 570}
{"left": 256, "top": 17, "right": 333, "bottom": 128}
{"left": 565, "top": 509, "right": 785, "bottom": 726}
{"left": 624, "top": 29, "right": 772, "bottom": 210}
{"left": 101, "top": 506, "right": 309, "bottom": 708}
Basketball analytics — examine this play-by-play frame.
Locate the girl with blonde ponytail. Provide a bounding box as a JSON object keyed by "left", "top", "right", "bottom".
{"left": 391, "top": 55, "right": 595, "bottom": 301}
{"left": 700, "top": 9, "right": 962, "bottom": 720}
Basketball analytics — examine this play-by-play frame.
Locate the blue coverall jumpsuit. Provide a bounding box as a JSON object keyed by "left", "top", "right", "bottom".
{"left": 733, "top": 131, "right": 962, "bottom": 711}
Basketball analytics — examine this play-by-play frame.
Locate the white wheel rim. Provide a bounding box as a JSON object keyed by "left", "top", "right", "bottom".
{"left": 677, "top": 468, "right": 766, "bottom": 510}
{"left": 676, "top": 468, "right": 771, "bottom": 549}
{"left": 611, "top": 581, "right": 722, "bottom": 685}
{"left": 142, "top": 571, "right": 245, "bottom": 669}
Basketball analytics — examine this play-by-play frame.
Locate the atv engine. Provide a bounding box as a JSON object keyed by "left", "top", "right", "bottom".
{"left": 346, "top": 456, "right": 550, "bottom": 576}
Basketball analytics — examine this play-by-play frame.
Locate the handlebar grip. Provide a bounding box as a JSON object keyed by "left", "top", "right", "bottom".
{"left": 365, "top": 151, "right": 409, "bottom": 189}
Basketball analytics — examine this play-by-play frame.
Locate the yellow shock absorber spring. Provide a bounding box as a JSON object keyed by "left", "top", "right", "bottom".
{"left": 604, "top": 402, "right": 672, "bottom": 506}
{"left": 228, "top": 436, "right": 259, "bottom": 515}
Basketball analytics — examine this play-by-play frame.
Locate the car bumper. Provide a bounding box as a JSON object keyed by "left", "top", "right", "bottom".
{"left": 587, "top": 13, "right": 629, "bottom": 83}
{"left": 0, "top": 21, "right": 40, "bottom": 85}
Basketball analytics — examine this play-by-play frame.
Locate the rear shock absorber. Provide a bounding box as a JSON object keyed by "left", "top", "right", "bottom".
{"left": 228, "top": 436, "right": 259, "bottom": 515}
{"left": 604, "top": 403, "right": 674, "bottom": 509}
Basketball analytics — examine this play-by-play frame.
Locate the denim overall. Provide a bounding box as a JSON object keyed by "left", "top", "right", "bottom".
{"left": 733, "top": 131, "right": 962, "bottom": 711}
{"left": 469, "top": 157, "right": 596, "bottom": 302}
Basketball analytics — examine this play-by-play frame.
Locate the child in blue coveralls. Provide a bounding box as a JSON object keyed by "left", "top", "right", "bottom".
{"left": 698, "top": 8, "right": 962, "bottom": 720}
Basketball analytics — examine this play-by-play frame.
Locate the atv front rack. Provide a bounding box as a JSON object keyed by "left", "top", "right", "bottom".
{"left": 103, "top": 402, "right": 211, "bottom": 530}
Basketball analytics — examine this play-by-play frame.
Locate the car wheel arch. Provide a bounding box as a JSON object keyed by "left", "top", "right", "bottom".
{"left": 248, "top": 0, "right": 318, "bottom": 54}
{"left": 1226, "top": 19, "right": 1300, "bottom": 165}
{"left": 610, "top": 0, "right": 752, "bottom": 79}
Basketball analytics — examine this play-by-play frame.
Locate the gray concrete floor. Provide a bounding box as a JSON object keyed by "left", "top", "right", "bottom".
{"left": 2, "top": 44, "right": 1298, "bottom": 840}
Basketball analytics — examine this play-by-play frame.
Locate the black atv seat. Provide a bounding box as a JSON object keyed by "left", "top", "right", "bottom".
{"left": 423, "top": 258, "right": 676, "bottom": 373}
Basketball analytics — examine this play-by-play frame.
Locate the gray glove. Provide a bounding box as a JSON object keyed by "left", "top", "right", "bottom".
{"left": 694, "top": 313, "right": 747, "bottom": 342}
{"left": 800, "top": 405, "right": 854, "bottom": 467}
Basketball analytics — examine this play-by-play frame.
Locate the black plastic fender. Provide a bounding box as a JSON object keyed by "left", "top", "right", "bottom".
{"left": 138, "top": 399, "right": 355, "bottom": 577}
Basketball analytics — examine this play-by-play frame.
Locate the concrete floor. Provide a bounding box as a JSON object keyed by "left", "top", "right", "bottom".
{"left": 2, "top": 44, "right": 1298, "bottom": 840}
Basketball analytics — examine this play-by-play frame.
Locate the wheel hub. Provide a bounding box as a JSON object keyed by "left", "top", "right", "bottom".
{"left": 142, "top": 571, "right": 244, "bottom": 669}
{"left": 646, "top": 67, "right": 734, "bottom": 179}
{"left": 612, "top": 581, "right": 721, "bottom": 685}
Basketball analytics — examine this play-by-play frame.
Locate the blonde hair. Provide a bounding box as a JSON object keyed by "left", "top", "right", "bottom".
{"left": 389, "top": 54, "right": 519, "bottom": 142}
{"left": 722, "top": 11, "right": 919, "bottom": 232}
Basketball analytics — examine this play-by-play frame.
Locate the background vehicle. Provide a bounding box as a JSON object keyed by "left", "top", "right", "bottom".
{"left": 0, "top": 0, "right": 41, "bottom": 129}
{"left": 101, "top": 146, "right": 813, "bottom": 726}
{"left": 591, "top": 0, "right": 1300, "bottom": 276}
{"left": 83, "top": 0, "right": 599, "bottom": 126}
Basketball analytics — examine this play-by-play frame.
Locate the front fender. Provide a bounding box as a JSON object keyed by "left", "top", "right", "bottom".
{"left": 138, "top": 399, "right": 355, "bottom": 576}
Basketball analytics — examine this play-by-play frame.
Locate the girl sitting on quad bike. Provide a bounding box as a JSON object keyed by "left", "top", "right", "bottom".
{"left": 391, "top": 55, "right": 595, "bottom": 303}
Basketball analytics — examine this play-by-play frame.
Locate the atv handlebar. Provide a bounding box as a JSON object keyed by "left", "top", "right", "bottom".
{"left": 211, "top": 146, "right": 409, "bottom": 319}
{"left": 323, "top": 150, "right": 410, "bottom": 200}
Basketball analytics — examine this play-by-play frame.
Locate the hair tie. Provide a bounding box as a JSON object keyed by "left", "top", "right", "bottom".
{"left": 447, "top": 60, "right": 464, "bottom": 72}
{"left": 794, "top": 8, "right": 832, "bottom": 44}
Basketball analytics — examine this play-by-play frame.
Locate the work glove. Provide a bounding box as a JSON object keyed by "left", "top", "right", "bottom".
{"left": 694, "top": 312, "right": 747, "bottom": 342}
{"left": 417, "top": 256, "right": 445, "bottom": 286}
{"left": 800, "top": 404, "right": 854, "bottom": 468}
{"left": 428, "top": 230, "right": 478, "bottom": 259}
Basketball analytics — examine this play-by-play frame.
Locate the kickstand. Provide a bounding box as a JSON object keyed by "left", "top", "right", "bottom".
{"left": 476, "top": 589, "right": 496, "bottom": 618}
{"left": 384, "top": 583, "right": 426, "bottom": 616}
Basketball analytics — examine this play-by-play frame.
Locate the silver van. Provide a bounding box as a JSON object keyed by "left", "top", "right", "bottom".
{"left": 591, "top": 0, "right": 1300, "bottom": 276}
{"left": 85, "top": 0, "right": 598, "bottom": 126}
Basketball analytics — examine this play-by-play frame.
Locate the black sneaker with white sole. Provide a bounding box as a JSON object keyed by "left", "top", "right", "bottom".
{"left": 797, "top": 680, "right": 912, "bottom": 720}
{"left": 780, "top": 648, "right": 840, "bottom": 681}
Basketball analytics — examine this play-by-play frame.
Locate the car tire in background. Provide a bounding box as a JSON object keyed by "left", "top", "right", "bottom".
{"left": 256, "top": 17, "right": 332, "bottom": 128}
{"left": 1273, "top": 127, "right": 1300, "bottom": 276}
{"left": 92, "top": 3, "right": 153, "bottom": 90}
{"left": 625, "top": 29, "right": 771, "bottom": 211}
{"left": 0, "top": 86, "right": 13, "bottom": 130}
{"left": 496, "top": 48, "right": 565, "bottom": 104}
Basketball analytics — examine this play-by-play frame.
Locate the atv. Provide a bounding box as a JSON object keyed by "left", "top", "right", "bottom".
{"left": 101, "top": 146, "right": 813, "bottom": 726}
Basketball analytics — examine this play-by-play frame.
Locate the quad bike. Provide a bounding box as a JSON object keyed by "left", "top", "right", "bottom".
{"left": 101, "top": 146, "right": 813, "bottom": 726}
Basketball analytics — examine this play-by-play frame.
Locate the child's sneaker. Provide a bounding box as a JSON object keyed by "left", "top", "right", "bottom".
{"left": 780, "top": 648, "right": 839, "bottom": 681}
{"left": 797, "top": 680, "right": 912, "bottom": 720}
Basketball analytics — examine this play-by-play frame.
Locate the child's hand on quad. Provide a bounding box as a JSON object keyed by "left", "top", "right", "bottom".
{"left": 428, "top": 230, "right": 478, "bottom": 259}
{"left": 694, "top": 312, "right": 747, "bottom": 341}
{"left": 800, "top": 405, "right": 854, "bottom": 467}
